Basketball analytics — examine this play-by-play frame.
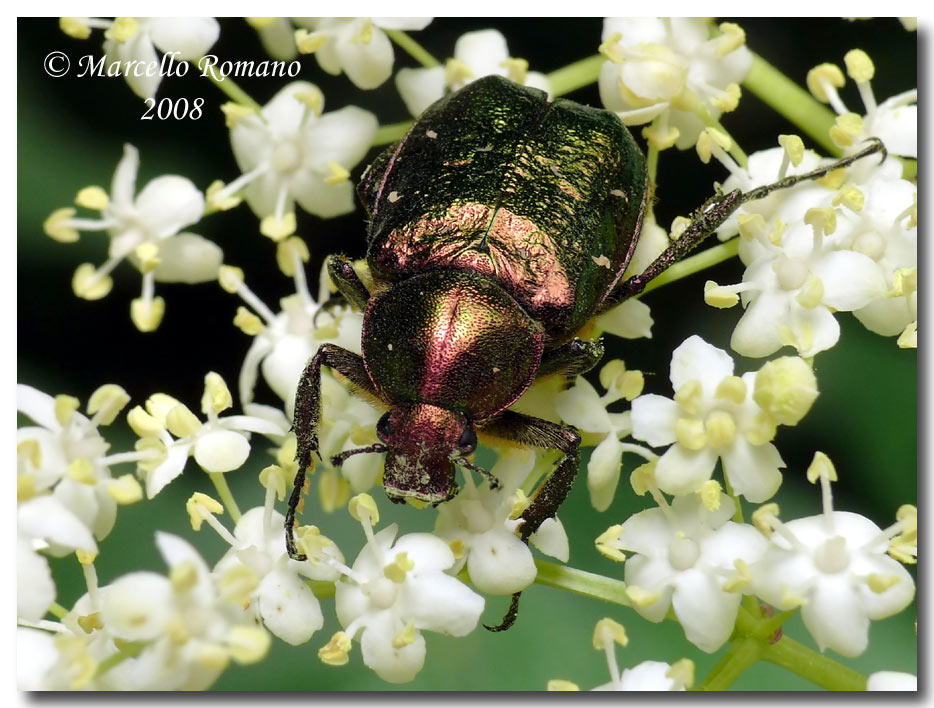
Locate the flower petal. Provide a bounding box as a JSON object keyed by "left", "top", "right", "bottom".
{"left": 18, "top": 495, "right": 97, "bottom": 553}
{"left": 402, "top": 572, "right": 485, "bottom": 636}
{"left": 720, "top": 438, "right": 784, "bottom": 503}
{"left": 530, "top": 516, "right": 569, "bottom": 562}
{"left": 453, "top": 29, "right": 509, "bottom": 79}
{"left": 16, "top": 384, "right": 59, "bottom": 432}
{"left": 303, "top": 106, "right": 378, "bottom": 172}
{"left": 151, "top": 233, "right": 223, "bottom": 284}
{"left": 800, "top": 576, "right": 869, "bottom": 657}
{"left": 360, "top": 612, "right": 427, "bottom": 684}
{"left": 671, "top": 568, "right": 741, "bottom": 652}
{"left": 134, "top": 175, "right": 205, "bottom": 240}
{"left": 193, "top": 429, "right": 251, "bottom": 473}
{"left": 335, "top": 27, "right": 394, "bottom": 89}
{"left": 17, "top": 540, "right": 55, "bottom": 622}
{"left": 104, "top": 34, "right": 161, "bottom": 99}
{"left": 587, "top": 435, "right": 625, "bottom": 511}
{"left": 596, "top": 298, "right": 654, "bottom": 339}
{"left": 258, "top": 568, "right": 323, "bottom": 645}
{"left": 466, "top": 530, "right": 536, "bottom": 595}
{"left": 148, "top": 17, "right": 220, "bottom": 60}
{"left": 630, "top": 394, "right": 678, "bottom": 447}
{"left": 396, "top": 66, "right": 446, "bottom": 117}
{"left": 811, "top": 251, "right": 888, "bottom": 311}
{"left": 654, "top": 444, "right": 717, "bottom": 497}
{"left": 669, "top": 335, "right": 734, "bottom": 394}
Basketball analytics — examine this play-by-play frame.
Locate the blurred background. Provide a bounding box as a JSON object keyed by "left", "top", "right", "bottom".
{"left": 18, "top": 18, "right": 916, "bottom": 690}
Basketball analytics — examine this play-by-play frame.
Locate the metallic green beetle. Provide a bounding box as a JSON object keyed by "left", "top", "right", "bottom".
{"left": 286, "top": 75, "right": 884, "bottom": 628}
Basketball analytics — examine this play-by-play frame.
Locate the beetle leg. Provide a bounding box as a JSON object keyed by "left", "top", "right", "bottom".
{"left": 537, "top": 338, "right": 604, "bottom": 380}
{"left": 326, "top": 254, "right": 371, "bottom": 312}
{"left": 477, "top": 411, "right": 580, "bottom": 632}
{"left": 287, "top": 343, "right": 379, "bottom": 561}
{"left": 604, "top": 138, "right": 887, "bottom": 304}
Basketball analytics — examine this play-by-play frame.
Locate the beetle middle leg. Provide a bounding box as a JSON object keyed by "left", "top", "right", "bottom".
{"left": 287, "top": 343, "right": 380, "bottom": 561}
{"left": 603, "top": 138, "right": 887, "bottom": 304}
{"left": 477, "top": 410, "right": 581, "bottom": 631}
{"left": 536, "top": 338, "right": 604, "bottom": 380}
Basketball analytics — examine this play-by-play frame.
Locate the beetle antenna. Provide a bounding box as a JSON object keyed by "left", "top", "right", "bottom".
{"left": 330, "top": 443, "right": 388, "bottom": 467}
{"left": 451, "top": 455, "right": 501, "bottom": 490}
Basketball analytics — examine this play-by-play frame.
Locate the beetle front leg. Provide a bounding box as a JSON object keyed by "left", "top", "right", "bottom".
{"left": 536, "top": 338, "right": 604, "bottom": 380}
{"left": 326, "top": 254, "right": 371, "bottom": 312}
{"left": 287, "top": 343, "right": 379, "bottom": 561}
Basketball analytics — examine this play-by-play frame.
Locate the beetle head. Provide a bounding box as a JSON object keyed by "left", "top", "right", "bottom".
{"left": 374, "top": 402, "right": 476, "bottom": 505}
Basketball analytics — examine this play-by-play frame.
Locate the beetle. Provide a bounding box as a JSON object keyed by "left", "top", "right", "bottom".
{"left": 285, "top": 75, "right": 884, "bottom": 628}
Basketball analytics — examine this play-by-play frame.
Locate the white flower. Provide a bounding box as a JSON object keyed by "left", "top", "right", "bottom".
{"left": 630, "top": 337, "right": 817, "bottom": 502}
{"left": 332, "top": 501, "right": 484, "bottom": 683}
{"left": 43, "top": 144, "right": 218, "bottom": 332}
{"left": 867, "top": 671, "right": 917, "bottom": 690}
{"left": 613, "top": 493, "right": 766, "bottom": 652}
{"left": 126, "top": 373, "right": 287, "bottom": 497}
{"left": 434, "top": 448, "right": 569, "bottom": 595}
{"left": 594, "top": 661, "right": 689, "bottom": 691}
{"left": 17, "top": 383, "right": 140, "bottom": 545}
{"left": 297, "top": 18, "right": 432, "bottom": 90}
{"left": 17, "top": 538, "right": 57, "bottom": 622}
{"left": 218, "top": 82, "right": 377, "bottom": 239}
{"left": 599, "top": 18, "right": 752, "bottom": 149}
{"left": 396, "top": 29, "right": 551, "bottom": 117}
{"left": 61, "top": 17, "right": 220, "bottom": 99}
{"left": 555, "top": 361, "right": 651, "bottom": 511}
{"left": 750, "top": 497, "right": 915, "bottom": 657}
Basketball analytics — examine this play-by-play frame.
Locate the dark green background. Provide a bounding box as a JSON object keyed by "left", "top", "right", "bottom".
{"left": 18, "top": 18, "right": 916, "bottom": 690}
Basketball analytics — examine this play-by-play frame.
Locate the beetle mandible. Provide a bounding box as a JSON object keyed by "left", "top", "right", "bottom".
{"left": 285, "top": 75, "right": 884, "bottom": 629}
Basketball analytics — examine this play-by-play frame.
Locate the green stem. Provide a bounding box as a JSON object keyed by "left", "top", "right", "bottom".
{"left": 697, "top": 637, "right": 762, "bottom": 690}
{"left": 201, "top": 62, "right": 262, "bottom": 112}
{"left": 642, "top": 238, "right": 740, "bottom": 295}
{"left": 762, "top": 635, "right": 867, "bottom": 691}
{"left": 386, "top": 29, "right": 439, "bottom": 68}
{"left": 48, "top": 602, "right": 68, "bottom": 619}
{"left": 307, "top": 580, "right": 336, "bottom": 599}
{"left": 373, "top": 120, "right": 413, "bottom": 146}
{"left": 208, "top": 472, "right": 242, "bottom": 524}
{"left": 547, "top": 55, "right": 604, "bottom": 97}
{"left": 534, "top": 559, "right": 629, "bottom": 606}
{"left": 743, "top": 54, "right": 838, "bottom": 156}
{"left": 94, "top": 641, "right": 147, "bottom": 679}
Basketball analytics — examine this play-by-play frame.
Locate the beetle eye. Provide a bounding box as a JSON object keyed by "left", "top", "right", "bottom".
{"left": 457, "top": 426, "right": 477, "bottom": 452}
{"left": 376, "top": 412, "right": 392, "bottom": 442}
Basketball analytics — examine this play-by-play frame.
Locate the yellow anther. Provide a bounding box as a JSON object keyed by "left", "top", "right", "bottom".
{"left": 233, "top": 306, "right": 264, "bottom": 336}
{"left": 75, "top": 186, "right": 109, "bottom": 210}
{"left": 259, "top": 464, "right": 287, "bottom": 501}
{"left": 596, "top": 524, "right": 626, "bottom": 562}
{"left": 722, "top": 558, "right": 751, "bottom": 592}
{"left": 598, "top": 32, "right": 624, "bottom": 63}
{"left": 43, "top": 207, "right": 80, "bottom": 242}
{"left": 18, "top": 438, "right": 41, "bottom": 468}
{"left": 448, "top": 538, "right": 466, "bottom": 559}
{"left": 186, "top": 492, "right": 224, "bottom": 531}
{"left": 795, "top": 274, "right": 825, "bottom": 310}
{"left": 392, "top": 620, "right": 417, "bottom": 649}
{"left": 445, "top": 58, "right": 473, "bottom": 87}
{"left": 620, "top": 370, "right": 645, "bottom": 401}
{"left": 889, "top": 505, "right": 917, "bottom": 564}
{"left": 170, "top": 560, "right": 200, "bottom": 594}
{"left": 202, "top": 372, "right": 233, "bottom": 416}
{"left": 76, "top": 549, "right": 98, "bottom": 565}
{"left": 318, "top": 468, "right": 350, "bottom": 513}
{"left": 768, "top": 220, "right": 787, "bottom": 246}
{"left": 806, "top": 63, "right": 845, "bottom": 102}
{"left": 219, "top": 564, "right": 260, "bottom": 606}
{"left": 348, "top": 493, "right": 379, "bottom": 525}
{"left": 245, "top": 17, "right": 276, "bottom": 29}
{"left": 674, "top": 379, "right": 704, "bottom": 416}
{"left": 134, "top": 436, "right": 167, "bottom": 474}
{"left": 804, "top": 206, "right": 838, "bottom": 235}
{"left": 87, "top": 384, "right": 130, "bottom": 426}
{"left": 744, "top": 412, "right": 777, "bottom": 446}
{"left": 508, "top": 489, "right": 531, "bottom": 520}
{"left": 275, "top": 434, "right": 299, "bottom": 472}
{"left": 844, "top": 49, "right": 875, "bottom": 82}
{"left": 670, "top": 216, "right": 691, "bottom": 241}
{"left": 107, "top": 474, "right": 143, "bottom": 505}
{"left": 500, "top": 57, "right": 529, "bottom": 84}
{"left": 896, "top": 504, "right": 917, "bottom": 526}
{"left": 897, "top": 321, "right": 917, "bottom": 349}
{"left": 17, "top": 474, "right": 34, "bottom": 502}
{"left": 134, "top": 242, "right": 161, "bottom": 274}
{"left": 130, "top": 296, "right": 166, "bottom": 333}
{"left": 698, "top": 480, "right": 722, "bottom": 511}
{"left": 126, "top": 405, "right": 163, "bottom": 437}
{"left": 625, "top": 585, "right": 662, "bottom": 608}
{"left": 592, "top": 617, "right": 628, "bottom": 650}
{"left": 752, "top": 503, "right": 780, "bottom": 535}
{"left": 164, "top": 615, "right": 189, "bottom": 645}
{"left": 54, "top": 393, "right": 81, "bottom": 427}
{"left": 642, "top": 122, "right": 680, "bottom": 151}
{"left": 716, "top": 22, "right": 746, "bottom": 56}
{"left": 817, "top": 168, "right": 847, "bottom": 190}
{"left": 890, "top": 267, "right": 917, "bottom": 298}
{"left": 778, "top": 134, "right": 805, "bottom": 167}
{"left": 696, "top": 127, "right": 732, "bottom": 164}
{"left": 754, "top": 356, "right": 818, "bottom": 426}
{"left": 630, "top": 461, "right": 657, "bottom": 496}
{"left": 318, "top": 631, "right": 352, "bottom": 666}
{"left": 714, "top": 376, "right": 747, "bottom": 405}
{"left": 60, "top": 17, "right": 91, "bottom": 39}
{"left": 704, "top": 280, "right": 739, "bottom": 309}
{"left": 67, "top": 458, "right": 96, "bottom": 485}
{"left": 220, "top": 102, "right": 256, "bottom": 129}
{"left": 76, "top": 612, "right": 103, "bottom": 634}
{"left": 276, "top": 237, "right": 310, "bottom": 277}
{"left": 295, "top": 88, "right": 324, "bottom": 116}
{"left": 147, "top": 394, "right": 182, "bottom": 420}
{"left": 350, "top": 19, "right": 374, "bottom": 45}
{"left": 104, "top": 17, "right": 139, "bottom": 43}
{"left": 667, "top": 658, "right": 695, "bottom": 689}
{"left": 296, "top": 525, "right": 337, "bottom": 563}
{"left": 736, "top": 213, "right": 766, "bottom": 242}
{"left": 711, "top": 83, "right": 741, "bottom": 113}
{"left": 830, "top": 112, "right": 865, "bottom": 148}
{"left": 779, "top": 584, "right": 808, "bottom": 609}
{"left": 228, "top": 626, "right": 271, "bottom": 664}
{"left": 323, "top": 162, "right": 350, "bottom": 186}
{"left": 705, "top": 410, "right": 737, "bottom": 448}
{"left": 294, "top": 28, "right": 328, "bottom": 54}
{"left": 676, "top": 418, "right": 707, "bottom": 451}
{"left": 547, "top": 679, "right": 581, "bottom": 691}
{"left": 832, "top": 183, "right": 865, "bottom": 213}
{"left": 218, "top": 264, "right": 245, "bottom": 293}
{"left": 195, "top": 643, "right": 231, "bottom": 670}
{"left": 260, "top": 212, "right": 297, "bottom": 242}
{"left": 166, "top": 403, "right": 201, "bottom": 438}
{"left": 206, "top": 180, "right": 242, "bottom": 212}
{"left": 384, "top": 552, "right": 415, "bottom": 584}
{"left": 867, "top": 573, "right": 900, "bottom": 593}
{"left": 72, "top": 263, "right": 113, "bottom": 300}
